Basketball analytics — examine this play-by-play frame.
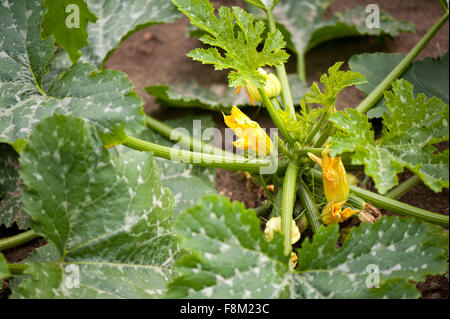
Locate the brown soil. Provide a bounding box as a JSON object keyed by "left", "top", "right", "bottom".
{"left": 1, "top": 0, "right": 449, "bottom": 299}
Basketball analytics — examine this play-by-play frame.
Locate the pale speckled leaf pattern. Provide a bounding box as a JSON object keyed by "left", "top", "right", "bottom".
{"left": 349, "top": 52, "right": 449, "bottom": 118}
{"left": 294, "top": 217, "right": 447, "bottom": 298}
{"left": 138, "top": 115, "right": 217, "bottom": 216}
{"left": 146, "top": 75, "right": 308, "bottom": 111}
{"left": 0, "top": 143, "right": 29, "bottom": 229}
{"left": 167, "top": 195, "right": 291, "bottom": 299}
{"left": 167, "top": 195, "right": 447, "bottom": 298}
{"left": 13, "top": 114, "right": 179, "bottom": 298}
{"left": 329, "top": 79, "right": 449, "bottom": 194}
{"left": 81, "top": 0, "right": 181, "bottom": 67}
{"left": 0, "top": 0, "right": 145, "bottom": 151}
{"left": 249, "top": 0, "right": 413, "bottom": 56}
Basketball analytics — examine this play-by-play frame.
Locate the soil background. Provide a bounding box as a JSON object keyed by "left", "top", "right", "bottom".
{"left": 1, "top": 0, "right": 449, "bottom": 299}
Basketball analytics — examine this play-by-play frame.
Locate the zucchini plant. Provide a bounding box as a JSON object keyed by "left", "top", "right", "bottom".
{"left": 0, "top": 0, "right": 448, "bottom": 299}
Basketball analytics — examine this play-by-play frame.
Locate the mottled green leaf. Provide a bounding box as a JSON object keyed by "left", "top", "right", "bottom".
{"left": 146, "top": 74, "right": 308, "bottom": 111}
{"left": 82, "top": 0, "right": 181, "bottom": 67}
{"left": 167, "top": 195, "right": 447, "bottom": 298}
{"left": 166, "top": 195, "right": 290, "bottom": 299}
{"left": 349, "top": 52, "right": 449, "bottom": 118}
{"left": 172, "top": 0, "right": 288, "bottom": 88}
{"left": 13, "top": 114, "right": 178, "bottom": 298}
{"left": 250, "top": 0, "right": 413, "bottom": 57}
{"left": 329, "top": 79, "right": 449, "bottom": 193}
{"left": 138, "top": 115, "right": 217, "bottom": 216}
{"left": 294, "top": 217, "right": 447, "bottom": 298}
{"left": 305, "top": 62, "right": 367, "bottom": 108}
{"left": 0, "top": 143, "right": 29, "bottom": 229}
{"left": 0, "top": 0, "right": 145, "bottom": 152}
{"left": 145, "top": 81, "right": 249, "bottom": 112}
{"left": 41, "top": 0, "right": 97, "bottom": 63}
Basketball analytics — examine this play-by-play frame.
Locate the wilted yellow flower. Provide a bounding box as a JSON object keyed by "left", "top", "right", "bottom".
{"left": 264, "top": 216, "right": 300, "bottom": 244}
{"left": 223, "top": 106, "right": 273, "bottom": 156}
{"left": 308, "top": 144, "right": 359, "bottom": 225}
{"left": 236, "top": 68, "right": 281, "bottom": 105}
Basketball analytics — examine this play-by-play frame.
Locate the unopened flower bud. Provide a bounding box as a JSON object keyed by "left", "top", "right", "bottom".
{"left": 264, "top": 216, "right": 300, "bottom": 244}
{"left": 245, "top": 68, "right": 281, "bottom": 105}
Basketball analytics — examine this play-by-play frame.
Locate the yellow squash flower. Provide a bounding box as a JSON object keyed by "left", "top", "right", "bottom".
{"left": 264, "top": 216, "right": 300, "bottom": 244}
{"left": 223, "top": 106, "right": 273, "bottom": 156}
{"left": 236, "top": 68, "right": 281, "bottom": 106}
{"left": 308, "top": 144, "right": 359, "bottom": 225}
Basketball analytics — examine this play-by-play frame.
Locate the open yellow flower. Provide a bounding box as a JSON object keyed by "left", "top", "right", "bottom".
{"left": 235, "top": 68, "right": 281, "bottom": 106}
{"left": 308, "top": 144, "right": 359, "bottom": 225}
{"left": 223, "top": 106, "right": 273, "bottom": 156}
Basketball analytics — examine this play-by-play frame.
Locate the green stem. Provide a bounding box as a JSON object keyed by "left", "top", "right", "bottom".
{"left": 385, "top": 175, "right": 421, "bottom": 199}
{"left": 123, "top": 136, "right": 271, "bottom": 172}
{"left": 7, "top": 263, "right": 28, "bottom": 275}
{"left": 309, "top": 169, "right": 448, "bottom": 226}
{"left": 350, "top": 184, "right": 449, "bottom": 227}
{"left": 271, "top": 97, "right": 282, "bottom": 111}
{"left": 258, "top": 175, "right": 275, "bottom": 203}
{"left": 356, "top": 11, "right": 449, "bottom": 114}
{"left": 276, "top": 134, "right": 295, "bottom": 160}
{"left": 259, "top": 88, "right": 294, "bottom": 144}
{"left": 266, "top": 9, "right": 296, "bottom": 118}
{"left": 297, "top": 177, "right": 321, "bottom": 233}
{"left": 253, "top": 201, "right": 273, "bottom": 217}
{"left": 297, "top": 51, "right": 306, "bottom": 82}
{"left": 304, "top": 112, "right": 326, "bottom": 145}
{"left": 145, "top": 115, "right": 232, "bottom": 157}
{"left": 0, "top": 230, "right": 40, "bottom": 251}
{"left": 313, "top": 121, "right": 335, "bottom": 148}
{"left": 281, "top": 162, "right": 299, "bottom": 256}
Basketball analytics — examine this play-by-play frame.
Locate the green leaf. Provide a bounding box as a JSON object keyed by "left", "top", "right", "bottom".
{"left": 145, "top": 81, "right": 250, "bottom": 112}
{"left": 166, "top": 195, "right": 290, "bottom": 299}
{"left": 0, "top": 0, "right": 145, "bottom": 152}
{"left": 145, "top": 74, "right": 308, "bottom": 111}
{"left": 0, "top": 143, "right": 29, "bottom": 229}
{"left": 172, "top": 0, "right": 289, "bottom": 88}
{"left": 244, "top": 0, "right": 280, "bottom": 11}
{"left": 167, "top": 195, "right": 448, "bottom": 298}
{"left": 0, "top": 253, "right": 9, "bottom": 280}
{"left": 13, "top": 114, "right": 178, "bottom": 298}
{"left": 349, "top": 52, "right": 449, "bottom": 118}
{"left": 329, "top": 79, "right": 449, "bottom": 194}
{"left": 41, "top": 0, "right": 98, "bottom": 63}
{"left": 137, "top": 115, "right": 218, "bottom": 216}
{"left": 251, "top": 0, "right": 413, "bottom": 56}
{"left": 294, "top": 217, "right": 447, "bottom": 298}
{"left": 82, "top": 0, "right": 181, "bottom": 67}
{"left": 305, "top": 62, "right": 367, "bottom": 108}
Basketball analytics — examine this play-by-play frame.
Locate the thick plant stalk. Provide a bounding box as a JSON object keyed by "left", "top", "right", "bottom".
{"left": 281, "top": 162, "right": 299, "bottom": 256}
{"left": 297, "top": 177, "right": 321, "bottom": 233}
{"left": 385, "top": 175, "right": 421, "bottom": 199}
{"left": 0, "top": 230, "right": 40, "bottom": 251}
{"left": 356, "top": 11, "right": 449, "bottom": 114}
{"left": 266, "top": 9, "right": 296, "bottom": 118}
{"left": 259, "top": 88, "right": 294, "bottom": 143}
{"left": 123, "top": 136, "right": 271, "bottom": 172}
{"left": 309, "top": 169, "right": 448, "bottom": 226}
{"left": 145, "top": 115, "right": 234, "bottom": 157}
{"left": 297, "top": 52, "right": 306, "bottom": 82}
{"left": 351, "top": 185, "right": 449, "bottom": 227}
